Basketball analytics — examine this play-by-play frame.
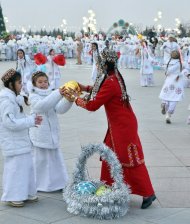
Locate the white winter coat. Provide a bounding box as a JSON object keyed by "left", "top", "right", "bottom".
{"left": 46, "top": 55, "right": 61, "bottom": 89}
{"left": 159, "top": 59, "right": 184, "bottom": 101}
{"left": 29, "top": 88, "right": 72, "bottom": 149}
{"left": 140, "top": 47, "right": 154, "bottom": 75}
{"left": 17, "top": 55, "right": 34, "bottom": 85}
{"left": 0, "top": 88, "right": 35, "bottom": 157}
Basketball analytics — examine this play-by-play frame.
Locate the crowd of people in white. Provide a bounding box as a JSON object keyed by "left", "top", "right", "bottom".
{"left": 0, "top": 33, "right": 190, "bottom": 124}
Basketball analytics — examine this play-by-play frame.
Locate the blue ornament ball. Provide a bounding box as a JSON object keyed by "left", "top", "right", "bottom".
{"left": 75, "top": 181, "right": 97, "bottom": 195}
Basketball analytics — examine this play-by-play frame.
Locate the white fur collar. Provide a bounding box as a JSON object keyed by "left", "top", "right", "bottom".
{"left": 31, "top": 87, "right": 52, "bottom": 96}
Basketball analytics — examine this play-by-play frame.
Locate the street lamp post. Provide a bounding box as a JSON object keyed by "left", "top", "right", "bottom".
{"left": 60, "top": 19, "right": 67, "bottom": 35}
{"left": 82, "top": 9, "right": 97, "bottom": 35}
{"left": 153, "top": 11, "right": 163, "bottom": 35}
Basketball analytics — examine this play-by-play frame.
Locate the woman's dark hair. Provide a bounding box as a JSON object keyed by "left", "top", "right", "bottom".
{"left": 49, "top": 49, "right": 54, "bottom": 55}
{"left": 91, "top": 42, "right": 99, "bottom": 63}
{"left": 3, "top": 71, "right": 29, "bottom": 112}
{"left": 32, "top": 71, "right": 49, "bottom": 86}
{"left": 89, "top": 60, "right": 130, "bottom": 106}
{"left": 104, "top": 60, "right": 130, "bottom": 105}
{"left": 16, "top": 49, "right": 26, "bottom": 68}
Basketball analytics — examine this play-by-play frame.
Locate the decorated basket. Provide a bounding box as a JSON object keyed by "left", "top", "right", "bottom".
{"left": 63, "top": 143, "right": 130, "bottom": 220}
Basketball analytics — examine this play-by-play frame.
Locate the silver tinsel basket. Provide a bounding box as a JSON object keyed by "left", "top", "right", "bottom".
{"left": 63, "top": 143, "right": 130, "bottom": 220}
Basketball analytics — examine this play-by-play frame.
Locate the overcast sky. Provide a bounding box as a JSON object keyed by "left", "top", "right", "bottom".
{"left": 1, "top": 0, "right": 190, "bottom": 32}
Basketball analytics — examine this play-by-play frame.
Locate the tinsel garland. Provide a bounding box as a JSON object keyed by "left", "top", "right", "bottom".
{"left": 63, "top": 143, "right": 130, "bottom": 220}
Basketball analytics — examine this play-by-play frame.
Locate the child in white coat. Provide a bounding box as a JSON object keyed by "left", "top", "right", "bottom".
{"left": 0, "top": 69, "right": 42, "bottom": 207}
{"left": 46, "top": 49, "right": 61, "bottom": 90}
{"left": 16, "top": 49, "right": 34, "bottom": 95}
{"left": 91, "top": 42, "right": 100, "bottom": 83}
{"left": 159, "top": 50, "right": 184, "bottom": 124}
{"left": 29, "top": 71, "right": 72, "bottom": 192}
{"left": 140, "top": 40, "right": 154, "bottom": 87}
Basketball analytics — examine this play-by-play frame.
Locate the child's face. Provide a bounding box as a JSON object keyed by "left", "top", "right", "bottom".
{"left": 35, "top": 76, "right": 49, "bottom": 89}
{"left": 91, "top": 44, "right": 97, "bottom": 51}
{"left": 15, "top": 79, "right": 22, "bottom": 94}
{"left": 50, "top": 50, "right": 55, "bottom": 56}
{"left": 17, "top": 51, "right": 24, "bottom": 59}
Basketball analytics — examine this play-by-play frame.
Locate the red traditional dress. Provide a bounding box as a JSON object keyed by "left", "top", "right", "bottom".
{"left": 76, "top": 72, "right": 154, "bottom": 197}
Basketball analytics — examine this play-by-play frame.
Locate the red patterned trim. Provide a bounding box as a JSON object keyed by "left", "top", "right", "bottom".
{"left": 75, "top": 98, "right": 87, "bottom": 109}
{"left": 105, "top": 113, "right": 116, "bottom": 153}
{"left": 122, "top": 143, "right": 144, "bottom": 168}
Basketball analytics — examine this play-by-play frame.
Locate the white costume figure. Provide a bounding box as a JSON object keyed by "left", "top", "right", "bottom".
{"left": 128, "top": 42, "right": 137, "bottom": 69}
{"left": 159, "top": 55, "right": 184, "bottom": 123}
{"left": 83, "top": 42, "right": 92, "bottom": 64}
{"left": 161, "top": 36, "right": 180, "bottom": 65}
{"left": 134, "top": 42, "right": 141, "bottom": 69}
{"left": 46, "top": 53, "right": 61, "bottom": 89}
{"left": 140, "top": 44, "right": 154, "bottom": 87}
{"left": 67, "top": 42, "right": 74, "bottom": 58}
{"left": 5, "top": 41, "right": 13, "bottom": 61}
{"left": 17, "top": 55, "right": 34, "bottom": 95}
{"left": 0, "top": 41, "right": 6, "bottom": 61}
{"left": 0, "top": 88, "right": 37, "bottom": 203}
{"left": 91, "top": 43, "right": 99, "bottom": 83}
{"left": 29, "top": 88, "right": 72, "bottom": 192}
{"left": 118, "top": 43, "right": 128, "bottom": 69}
{"left": 91, "top": 50, "right": 99, "bottom": 82}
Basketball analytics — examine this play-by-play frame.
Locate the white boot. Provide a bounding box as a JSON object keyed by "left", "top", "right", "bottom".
{"left": 166, "top": 113, "right": 171, "bottom": 124}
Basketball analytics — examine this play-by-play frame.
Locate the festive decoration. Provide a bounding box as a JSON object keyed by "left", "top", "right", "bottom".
{"left": 95, "top": 185, "right": 111, "bottom": 196}
{"left": 125, "top": 22, "right": 129, "bottom": 27}
{"left": 113, "top": 23, "right": 118, "bottom": 28}
{"left": 118, "top": 19, "right": 125, "bottom": 27}
{"left": 62, "top": 80, "right": 81, "bottom": 93}
{"left": 108, "top": 20, "right": 137, "bottom": 36}
{"left": 75, "top": 181, "right": 97, "bottom": 195}
{"left": 63, "top": 143, "right": 130, "bottom": 220}
{"left": 53, "top": 54, "right": 66, "bottom": 66}
{"left": 34, "top": 53, "right": 47, "bottom": 65}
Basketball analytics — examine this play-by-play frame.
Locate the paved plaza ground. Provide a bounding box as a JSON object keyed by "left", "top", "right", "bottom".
{"left": 0, "top": 59, "right": 190, "bottom": 224}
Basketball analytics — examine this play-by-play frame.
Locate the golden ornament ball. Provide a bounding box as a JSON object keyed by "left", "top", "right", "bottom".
{"left": 61, "top": 80, "right": 81, "bottom": 93}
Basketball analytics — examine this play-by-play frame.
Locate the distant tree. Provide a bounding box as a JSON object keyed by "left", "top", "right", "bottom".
{"left": 142, "top": 27, "right": 149, "bottom": 36}
{"left": 0, "top": 3, "right": 6, "bottom": 37}
{"left": 178, "top": 24, "right": 187, "bottom": 37}
{"left": 28, "top": 29, "right": 32, "bottom": 36}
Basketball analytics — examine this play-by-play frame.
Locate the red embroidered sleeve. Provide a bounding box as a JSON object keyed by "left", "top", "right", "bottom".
{"left": 76, "top": 78, "right": 115, "bottom": 111}
{"left": 75, "top": 98, "right": 87, "bottom": 109}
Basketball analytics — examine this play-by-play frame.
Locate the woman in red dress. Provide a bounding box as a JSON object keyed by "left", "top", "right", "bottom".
{"left": 64, "top": 50, "right": 156, "bottom": 209}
